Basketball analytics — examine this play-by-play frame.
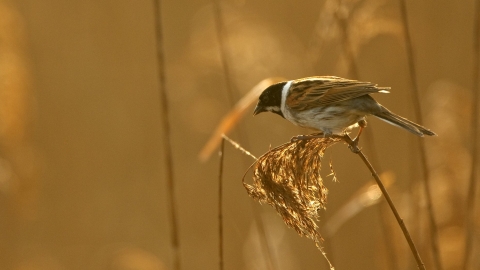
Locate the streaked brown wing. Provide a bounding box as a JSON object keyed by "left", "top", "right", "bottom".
{"left": 286, "top": 76, "right": 390, "bottom": 110}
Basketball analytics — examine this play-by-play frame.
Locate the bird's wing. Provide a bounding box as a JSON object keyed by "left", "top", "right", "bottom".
{"left": 286, "top": 76, "right": 390, "bottom": 111}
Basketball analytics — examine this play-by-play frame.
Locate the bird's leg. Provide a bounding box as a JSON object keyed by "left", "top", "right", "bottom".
{"left": 353, "top": 119, "right": 367, "bottom": 143}
{"left": 348, "top": 119, "right": 367, "bottom": 153}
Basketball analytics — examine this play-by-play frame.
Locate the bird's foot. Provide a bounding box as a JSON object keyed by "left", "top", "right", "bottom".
{"left": 341, "top": 132, "right": 361, "bottom": 153}
{"left": 358, "top": 119, "right": 367, "bottom": 129}
{"left": 348, "top": 138, "right": 362, "bottom": 153}
{"left": 290, "top": 135, "right": 308, "bottom": 142}
{"left": 346, "top": 119, "right": 367, "bottom": 153}
{"left": 290, "top": 132, "right": 326, "bottom": 142}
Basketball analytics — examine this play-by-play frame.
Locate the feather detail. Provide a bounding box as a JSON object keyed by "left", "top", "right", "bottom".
{"left": 286, "top": 76, "right": 390, "bottom": 111}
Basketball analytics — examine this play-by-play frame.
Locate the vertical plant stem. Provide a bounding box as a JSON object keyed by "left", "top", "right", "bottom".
{"left": 152, "top": 1, "right": 181, "bottom": 270}
{"left": 212, "top": 2, "right": 278, "bottom": 268}
{"left": 398, "top": 1, "right": 442, "bottom": 269}
{"left": 218, "top": 138, "right": 225, "bottom": 270}
{"left": 464, "top": 0, "right": 480, "bottom": 268}
{"left": 341, "top": 135, "right": 426, "bottom": 270}
{"left": 334, "top": 4, "right": 399, "bottom": 268}
{"left": 222, "top": 135, "right": 277, "bottom": 269}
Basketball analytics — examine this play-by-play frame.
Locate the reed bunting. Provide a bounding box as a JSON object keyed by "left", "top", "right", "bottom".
{"left": 253, "top": 76, "right": 435, "bottom": 137}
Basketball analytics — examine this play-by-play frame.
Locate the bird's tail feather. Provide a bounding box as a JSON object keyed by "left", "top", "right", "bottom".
{"left": 374, "top": 107, "right": 436, "bottom": 137}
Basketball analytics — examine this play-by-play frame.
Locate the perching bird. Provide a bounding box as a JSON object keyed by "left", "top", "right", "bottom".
{"left": 253, "top": 76, "right": 436, "bottom": 137}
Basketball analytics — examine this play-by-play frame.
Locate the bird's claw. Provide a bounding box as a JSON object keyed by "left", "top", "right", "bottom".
{"left": 290, "top": 133, "right": 326, "bottom": 142}
{"left": 290, "top": 135, "right": 311, "bottom": 142}
{"left": 347, "top": 136, "right": 361, "bottom": 153}
{"left": 348, "top": 143, "right": 361, "bottom": 153}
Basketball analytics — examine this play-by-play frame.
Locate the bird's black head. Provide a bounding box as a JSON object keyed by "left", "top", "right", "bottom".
{"left": 253, "top": 81, "right": 286, "bottom": 118}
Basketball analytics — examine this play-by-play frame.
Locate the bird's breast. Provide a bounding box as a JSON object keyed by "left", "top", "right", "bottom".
{"left": 282, "top": 102, "right": 365, "bottom": 133}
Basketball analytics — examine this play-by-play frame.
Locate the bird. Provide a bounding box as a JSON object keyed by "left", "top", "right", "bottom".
{"left": 253, "top": 76, "right": 436, "bottom": 139}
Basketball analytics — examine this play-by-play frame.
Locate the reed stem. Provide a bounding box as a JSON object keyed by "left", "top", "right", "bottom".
{"left": 340, "top": 135, "right": 426, "bottom": 270}
{"left": 218, "top": 138, "right": 225, "bottom": 270}
{"left": 398, "top": 1, "right": 442, "bottom": 268}
{"left": 152, "top": 1, "right": 181, "bottom": 269}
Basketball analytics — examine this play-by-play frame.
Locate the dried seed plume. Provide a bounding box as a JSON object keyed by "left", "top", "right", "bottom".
{"left": 243, "top": 136, "right": 341, "bottom": 269}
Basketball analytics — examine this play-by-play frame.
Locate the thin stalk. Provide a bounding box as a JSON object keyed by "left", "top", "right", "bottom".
{"left": 222, "top": 135, "right": 257, "bottom": 160}
{"left": 341, "top": 135, "right": 426, "bottom": 270}
{"left": 398, "top": 1, "right": 442, "bottom": 269}
{"left": 334, "top": 4, "right": 399, "bottom": 267}
{"left": 222, "top": 135, "right": 277, "bottom": 270}
{"left": 322, "top": 234, "right": 336, "bottom": 267}
{"left": 212, "top": 2, "right": 277, "bottom": 268}
{"left": 218, "top": 138, "right": 225, "bottom": 270}
{"left": 464, "top": 0, "right": 480, "bottom": 268}
{"left": 152, "top": 1, "right": 181, "bottom": 270}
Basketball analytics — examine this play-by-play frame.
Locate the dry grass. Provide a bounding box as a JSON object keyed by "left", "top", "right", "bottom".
{"left": 241, "top": 136, "right": 341, "bottom": 269}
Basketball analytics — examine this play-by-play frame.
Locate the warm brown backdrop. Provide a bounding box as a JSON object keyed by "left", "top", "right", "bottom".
{"left": 0, "top": 0, "right": 478, "bottom": 269}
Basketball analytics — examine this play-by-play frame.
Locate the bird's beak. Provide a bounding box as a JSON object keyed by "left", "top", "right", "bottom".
{"left": 253, "top": 104, "right": 265, "bottom": 116}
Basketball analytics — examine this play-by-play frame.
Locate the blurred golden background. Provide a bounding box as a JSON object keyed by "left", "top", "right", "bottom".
{"left": 0, "top": 0, "right": 479, "bottom": 269}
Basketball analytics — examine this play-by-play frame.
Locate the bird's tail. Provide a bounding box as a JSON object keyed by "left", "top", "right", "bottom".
{"left": 373, "top": 106, "right": 436, "bottom": 137}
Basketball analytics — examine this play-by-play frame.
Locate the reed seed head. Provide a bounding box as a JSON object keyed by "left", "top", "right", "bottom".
{"left": 243, "top": 137, "right": 341, "bottom": 243}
